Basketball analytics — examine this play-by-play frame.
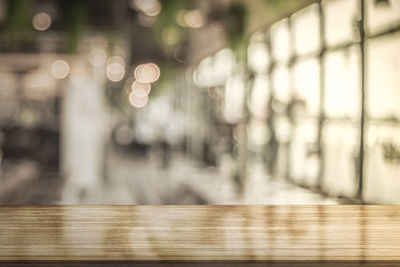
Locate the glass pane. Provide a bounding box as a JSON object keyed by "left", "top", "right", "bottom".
{"left": 248, "top": 32, "right": 269, "bottom": 74}
{"left": 248, "top": 42, "right": 269, "bottom": 74}
{"left": 214, "top": 48, "right": 235, "bottom": 85}
{"left": 324, "top": 45, "right": 361, "bottom": 119}
{"left": 367, "top": 33, "right": 400, "bottom": 119}
{"left": 223, "top": 69, "right": 246, "bottom": 124}
{"left": 322, "top": 121, "right": 359, "bottom": 198}
{"left": 366, "top": 0, "right": 400, "bottom": 35}
{"left": 275, "top": 143, "right": 289, "bottom": 179}
{"left": 364, "top": 122, "right": 400, "bottom": 203}
{"left": 323, "top": 0, "right": 358, "bottom": 46}
{"left": 293, "top": 58, "right": 320, "bottom": 117}
{"left": 272, "top": 65, "right": 291, "bottom": 104}
{"left": 194, "top": 56, "right": 214, "bottom": 87}
{"left": 289, "top": 121, "right": 319, "bottom": 187}
{"left": 275, "top": 116, "right": 292, "bottom": 143}
{"left": 249, "top": 74, "right": 270, "bottom": 119}
{"left": 271, "top": 18, "right": 290, "bottom": 62}
{"left": 247, "top": 118, "right": 270, "bottom": 150}
{"left": 274, "top": 116, "right": 292, "bottom": 178}
{"left": 292, "top": 4, "right": 320, "bottom": 55}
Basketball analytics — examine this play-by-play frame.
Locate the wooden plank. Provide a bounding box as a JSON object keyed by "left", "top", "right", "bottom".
{"left": 0, "top": 205, "right": 399, "bottom": 264}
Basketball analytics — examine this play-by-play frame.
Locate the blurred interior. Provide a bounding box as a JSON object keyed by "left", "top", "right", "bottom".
{"left": 0, "top": 0, "right": 399, "bottom": 205}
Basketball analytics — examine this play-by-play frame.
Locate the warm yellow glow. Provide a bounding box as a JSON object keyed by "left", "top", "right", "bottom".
{"left": 133, "top": 0, "right": 161, "bottom": 16}
{"left": 134, "top": 63, "right": 160, "bottom": 83}
{"left": 32, "top": 12, "right": 52, "bottom": 31}
{"left": 131, "top": 80, "right": 151, "bottom": 97}
{"left": 89, "top": 48, "right": 107, "bottom": 67}
{"left": 143, "top": 1, "right": 161, "bottom": 16}
{"left": 176, "top": 11, "right": 186, "bottom": 27}
{"left": 129, "top": 91, "right": 148, "bottom": 108}
{"left": 106, "top": 57, "right": 125, "bottom": 82}
{"left": 184, "top": 10, "right": 203, "bottom": 28}
{"left": 162, "top": 27, "right": 180, "bottom": 45}
{"left": 177, "top": 10, "right": 204, "bottom": 28}
{"left": 51, "top": 60, "right": 70, "bottom": 79}
{"left": 108, "top": 56, "right": 125, "bottom": 67}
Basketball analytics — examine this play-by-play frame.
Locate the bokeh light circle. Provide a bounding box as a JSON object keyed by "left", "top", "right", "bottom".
{"left": 32, "top": 12, "right": 52, "bottom": 31}
{"left": 51, "top": 60, "right": 70, "bottom": 79}
{"left": 134, "top": 63, "right": 160, "bottom": 83}
{"left": 131, "top": 80, "right": 151, "bottom": 97}
{"left": 128, "top": 91, "right": 148, "bottom": 108}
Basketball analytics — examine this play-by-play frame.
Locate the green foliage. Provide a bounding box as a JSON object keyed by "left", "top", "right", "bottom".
{"left": 154, "top": 0, "right": 188, "bottom": 43}
{"left": 149, "top": 1, "right": 189, "bottom": 91}
{"left": 152, "top": 61, "right": 177, "bottom": 97}
{"left": 67, "top": 0, "right": 87, "bottom": 54}
{"left": 226, "top": 1, "right": 248, "bottom": 59}
{"left": 5, "top": 0, "right": 32, "bottom": 45}
{"left": 157, "top": 0, "right": 187, "bottom": 27}
{"left": 267, "top": 0, "right": 289, "bottom": 8}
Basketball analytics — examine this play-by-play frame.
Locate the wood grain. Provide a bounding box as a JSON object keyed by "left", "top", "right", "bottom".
{"left": 0, "top": 205, "right": 400, "bottom": 263}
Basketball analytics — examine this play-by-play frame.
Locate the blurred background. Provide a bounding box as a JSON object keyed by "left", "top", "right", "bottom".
{"left": 0, "top": 0, "right": 399, "bottom": 205}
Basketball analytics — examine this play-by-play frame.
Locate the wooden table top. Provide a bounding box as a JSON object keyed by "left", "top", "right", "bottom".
{"left": 1, "top": 205, "right": 400, "bottom": 264}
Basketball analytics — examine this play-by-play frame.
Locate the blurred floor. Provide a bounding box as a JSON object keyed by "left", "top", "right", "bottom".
{"left": 59, "top": 148, "right": 339, "bottom": 205}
